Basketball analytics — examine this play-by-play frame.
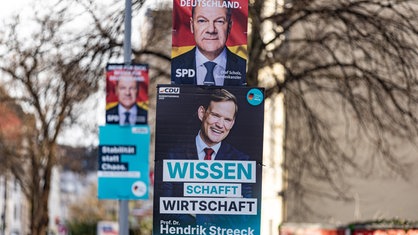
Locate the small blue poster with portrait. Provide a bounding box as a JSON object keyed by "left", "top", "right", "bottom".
{"left": 98, "top": 125, "right": 150, "bottom": 200}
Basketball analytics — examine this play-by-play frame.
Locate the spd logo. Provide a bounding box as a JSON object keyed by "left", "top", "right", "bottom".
{"left": 159, "top": 87, "right": 180, "bottom": 94}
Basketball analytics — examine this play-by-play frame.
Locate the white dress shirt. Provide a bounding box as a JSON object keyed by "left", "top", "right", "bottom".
{"left": 118, "top": 104, "right": 138, "bottom": 125}
{"left": 195, "top": 131, "right": 221, "bottom": 160}
{"left": 195, "top": 48, "right": 227, "bottom": 86}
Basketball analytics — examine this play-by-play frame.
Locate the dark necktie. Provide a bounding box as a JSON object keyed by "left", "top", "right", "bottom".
{"left": 203, "top": 61, "right": 216, "bottom": 85}
{"left": 204, "top": 148, "right": 214, "bottom": 160}
{"left": 124, "top": 111, "right": 130, "bottom": 125}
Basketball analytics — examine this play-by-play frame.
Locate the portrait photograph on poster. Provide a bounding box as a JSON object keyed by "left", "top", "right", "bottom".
{"left": 105, "top": 63, "right": 149, "bottom": 125}
{"left": 171, "top": 0, "right": 248, "bottom": 86}
{"left": 153, "top": 85, "right": 264, "bottom": 235}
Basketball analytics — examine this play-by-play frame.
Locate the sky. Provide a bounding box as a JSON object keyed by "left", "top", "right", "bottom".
{"left": 0, "top": 0, "right": 103, "bottom": 147}
{"left": 0, "top": 0, "right": 32, "bottom": 20}
{"left": 0, "top": 0, "right": 168, "bottom": 147}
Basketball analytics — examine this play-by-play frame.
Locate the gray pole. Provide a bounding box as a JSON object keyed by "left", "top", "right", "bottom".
{"left": 119, "top": 200, "right": 129, "bottom": 235}
{"left": 119, "top": 0, "right": 132, "bottom": 234}
{"left": 1, "top": 176, "right": 7, "bottom": 235}
{"left": 124, "top": 0, "right": 132, "bottom": 64}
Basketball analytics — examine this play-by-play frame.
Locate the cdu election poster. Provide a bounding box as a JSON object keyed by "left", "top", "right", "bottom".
{"left": 153, "top": 85, "right": 264, "bottom": 235}
{"left": 105, "top": 63, "right": 149, "bottom": 125}
{"left": 171, "top": 0, "right": 248, "bottom": 86}
{"left": 98, "top": 125, "right": 150, "bottom": 200}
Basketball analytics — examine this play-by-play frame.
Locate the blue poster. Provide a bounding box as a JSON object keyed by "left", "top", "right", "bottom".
{"left": 98, "top": 125, "right": 150, "bottom": 200}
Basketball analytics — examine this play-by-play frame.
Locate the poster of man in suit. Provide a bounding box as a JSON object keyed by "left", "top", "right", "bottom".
{"left": 105, "top": 63, "right": 149, "bottom": 125}
{"left": 171, "top": 0, "right": 248, "bottom": 86}
{"left": 153, "top": 85, "right": 264, "bottom": 235}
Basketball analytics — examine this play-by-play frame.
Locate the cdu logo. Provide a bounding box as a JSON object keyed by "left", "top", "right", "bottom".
{"left": 159, "top": 87, "right": 180, "bottom": 94}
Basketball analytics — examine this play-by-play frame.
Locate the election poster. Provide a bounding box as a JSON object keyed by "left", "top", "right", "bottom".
{"left": 105, "top": 63, "right": 149, "bottom": 125}
{"left": 153, "top": 85, "right": 264, "bottom": 235}
{"left": 98, "top": 125, "right": 150, "bottom": 200}
{"left": 97, "top": 221, "right": 119, "bottom": 235}
{"left": 171, "top": 0, "right": 248, "bottom": 86}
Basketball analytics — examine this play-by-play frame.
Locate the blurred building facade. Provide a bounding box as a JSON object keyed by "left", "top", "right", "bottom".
{"left": 0, "top": 145, "right": 97, "bottom": 235}
{"left": 0, "top": 174, "right": 29, "bottom": 235}
{"left": 281, "top": 0, "right": 418, "bottom": 225}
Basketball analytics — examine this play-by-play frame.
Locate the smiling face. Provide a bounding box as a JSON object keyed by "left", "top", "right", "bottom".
{"left": 198, "top": 100, "right": 236, "bottom": 147}
{"left": 190, "top": 2, "right": 231, "bottom": 61}
{"left": 115, "top": 78, "right": 138, "bottom": 110}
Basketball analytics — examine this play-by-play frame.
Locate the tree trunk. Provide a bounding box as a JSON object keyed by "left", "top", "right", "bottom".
{"left": 29, "top": 146, "right": 54, "bottom": 235}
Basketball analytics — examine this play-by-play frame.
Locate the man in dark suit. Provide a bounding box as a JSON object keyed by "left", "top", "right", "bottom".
{"left": 106, "top": 77, "right": 147, "bottom": 125}
{"left": 157, "top": 89, "right": 253, "bottom": 230}
{"left": 171, "top": 0, "right": 247, "bottom": 86}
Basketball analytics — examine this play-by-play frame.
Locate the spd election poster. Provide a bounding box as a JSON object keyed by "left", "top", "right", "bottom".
{"left": 153, "top": 85, "right": 264, "bottom": 235}
{"left": 98, "top": 125, "right": 150, "bottom": 200}
{"left": 105, "top": 63, "right": 149, "bottom": 125}
{"left": 171, "top": 0, "right": 248, "bottom": 86}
